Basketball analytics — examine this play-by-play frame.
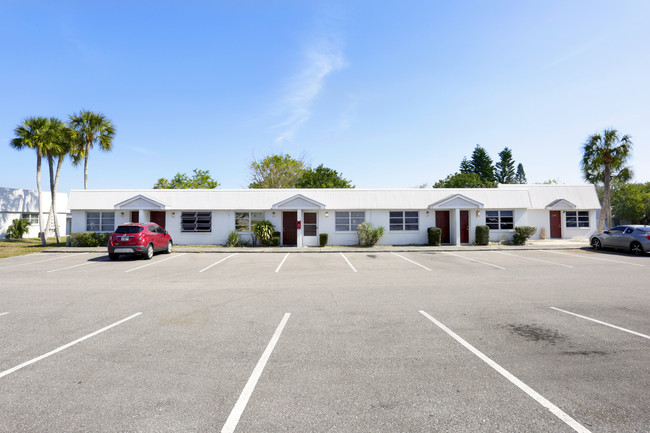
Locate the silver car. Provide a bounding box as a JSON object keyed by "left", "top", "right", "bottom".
{"left": 590, "top": 225, "right": 650, "bottom": 254}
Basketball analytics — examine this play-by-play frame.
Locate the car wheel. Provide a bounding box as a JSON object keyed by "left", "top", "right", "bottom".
{"left": 165, "top": 241, "right": 173, "bottom": 254}
{"left": 108, "top": 253, "right": 119, "bottom": 260}
{"left": 630, "top": 241, "right": 644, "bottom": 255}
{"left": 591, "top": 238, "right": 602, "bottom": 250}
{"left": 143, "top": 243, "right": 154, "bottom": 260}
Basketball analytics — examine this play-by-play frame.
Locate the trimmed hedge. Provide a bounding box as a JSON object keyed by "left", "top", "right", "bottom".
{"left": 270, "top": 235, "right": 281, "bottom": 246}
{"left": 475, "top": 225, "right": 489, "bottom": 245}
{"left": 427, "top": 227, "right": 441, "bottom": 246}
{"left": 513, "top": 226, "right": 537, "bottom": 245}
{"left": 69, "top": 232, "right": 110, "bottom": 247}
{"left": 319, "top": 233, "right": 328, "bottom": 247}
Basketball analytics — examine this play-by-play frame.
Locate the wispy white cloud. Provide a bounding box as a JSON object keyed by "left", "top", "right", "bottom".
{"left": 273, "top": 37, "right": 346, "bottom": 144}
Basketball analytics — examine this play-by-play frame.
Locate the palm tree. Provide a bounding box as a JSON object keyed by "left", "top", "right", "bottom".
{"left": 10, "top": 117, "right": 50, "bottom": 245}
{"left": 581, "top": 128, "right": 633, "bottom": 232}
{"left": 68, "top": 110, "right": 116, "bottom": 189}
{"left": 43, "top": 118, "right": 75, "bottom": 243}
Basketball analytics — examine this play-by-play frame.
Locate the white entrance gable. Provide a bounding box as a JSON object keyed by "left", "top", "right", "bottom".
{"left": 428, "top": 194, "right": 483, "bottom": 209}
{"left": 272, "top": 194, "right": 325, "bottom": 210}
{"left": 114, "top": 194, "right": 168, "bottom": 210}
{"left": 545, "top": 199, "right": 577, "bottom": 210}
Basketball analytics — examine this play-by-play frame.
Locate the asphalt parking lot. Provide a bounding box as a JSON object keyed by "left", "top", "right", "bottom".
{"left": 0, "top": 249, "right": 648, "bottom": 432}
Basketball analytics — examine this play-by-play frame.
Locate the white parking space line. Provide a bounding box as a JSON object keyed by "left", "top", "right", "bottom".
{"left": 340, "top": 253, "right": 357, "bottom": 272}
{"left": 199, "top": 253, "right": 238, "bottom": 273}
{"left": 0, "top": 312, "right": 8, "bottom": 317}
{"left": 391, "top": 252, "right": 432, "bottom": 271}
{"left": 542, "top": 250, "right": 645, "bottom": 267}
{"left": 492, "top": 251, "right": 573, "bottom": 268}
{"left": 0, "top": 253, "right": 89, "bottom": 271}
{"left": 0, "top": 312, "right": 142, "bottom": 379}
{"left": 551, "top": 307, "right": 650, "bottom": 340}
{"left": 47, "top": 261, "right": 95, "bottom": 273}
{"left": 419, "top": 310, "right": 591, "bottom": 433}
{"left": 125, "top": 253, "right": 186, "bottom": 273}
{"left": 440, "top": 252, "right": 506, "bottom": 270}
{"left": 221, "top": 313, "right": 291, "bottom": 433}
{"left": 275, "top": 253, "right": 290, "bottom": 273}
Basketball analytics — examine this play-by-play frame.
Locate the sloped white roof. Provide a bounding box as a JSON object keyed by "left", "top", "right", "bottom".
{"left": 497, "top": 184, "right": 601, "bottom": 209}
{"left": 69, "top": 184, "right": 600, "bottom": 211}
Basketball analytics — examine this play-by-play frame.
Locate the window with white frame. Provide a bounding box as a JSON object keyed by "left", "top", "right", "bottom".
{"left": 86, "top": 212, "right": 115, "bottom": 232}
{"left": 486, "top": 210, "right": 514, "bottom": 230}
{"left": 335, "top": 211, "right": 365, "bottom": 232}
{"left": 566, "top": 211, "right": 589, "bottom": 228}
{"left": 21, "top": 213, "right": 39, "bottom": 224}
{"left": 303, "top": 212, "right": 317, "bottom": 236}
{"left": 181, "top": 212, "right": 212, "bottom": 232}
{"left": 235, "top": 212, "right": 264, "bottom": 232}
{"left": 389, "top": 211, "right": 419, "bottom": 231}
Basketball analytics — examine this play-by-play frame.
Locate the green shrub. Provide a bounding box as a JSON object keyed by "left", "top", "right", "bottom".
{"left": 226, "top": 230, "right": 242, "bottom": 247}
{"left": 357, "top": 222, "right": 385, "bottom": 247}
{"left": 270, "top": 236, "right": 281, "bottom": 246}
{"left": 5, "top": 219, "right": 31, "bottom": 239}
{"left": 513, "top": 226, "right": 537, "bottom": 245}
{"left": 68, "top": 232, "right": 110, "bottom": 247}
{"left": 319, "top": 233, "right": 328, "bottom": 247}
{"left": 427, "top": 227, "right": 441, "bottom": 246}
{"left": 253, "top": 220, "right": 276, "bottom": 246}
{"left": 475, "top": 225, "right": 489, "bottom": 245}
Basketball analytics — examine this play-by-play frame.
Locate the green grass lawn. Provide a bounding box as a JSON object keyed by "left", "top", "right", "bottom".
{"left": 0, "top": 237, "right": 67, "bottom": 259}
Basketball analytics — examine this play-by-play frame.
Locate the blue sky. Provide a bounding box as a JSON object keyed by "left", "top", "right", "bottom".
{"left": 1, "top": 1, "right": 649, "bottom": 192}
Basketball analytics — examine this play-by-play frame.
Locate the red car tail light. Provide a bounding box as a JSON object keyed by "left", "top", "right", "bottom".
{"left": 646, "top": 234, "right": 650, "bottom": 241}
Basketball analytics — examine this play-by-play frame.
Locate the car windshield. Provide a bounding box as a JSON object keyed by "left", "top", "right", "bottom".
{"left": 115, "top": 226, "right": 144, "bottom": 234}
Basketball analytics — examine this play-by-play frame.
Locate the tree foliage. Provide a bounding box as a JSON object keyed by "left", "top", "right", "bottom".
{"left": 296, "top": 164, "right": 353, "bottom": 188}
{"left": 249, "top": 154, "right": 307, "bottom": 188}
{"left": 581, "top": 128, "right": 633, "bottom": 231}
{"left": 611, "top": 182, "right": 650, "bottom": 225}
{"left": 468, "top": 145, "right": 495, "bottom": 183}
{"left": 433, "top": 172, "right": 497, "bottom": 188}
{"left": 68, "top": 110, "right": 116, "bottom": 189}
{"left": 154, "top": 169, "right": 219, "bottom": 189}
{"left": 495, "top": 147, "right": 516, "bottom": 184}
{"left": 515, "top": 163, "right": 527, "bottom": 184}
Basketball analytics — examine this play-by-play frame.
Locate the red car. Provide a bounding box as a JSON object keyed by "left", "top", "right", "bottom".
{"left": 108, "top": 222, "right": 173, "bottom": 260}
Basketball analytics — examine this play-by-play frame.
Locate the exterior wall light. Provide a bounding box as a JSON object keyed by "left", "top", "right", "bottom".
{"left": 325, "top": 211, "right": 329, "bottom": 217}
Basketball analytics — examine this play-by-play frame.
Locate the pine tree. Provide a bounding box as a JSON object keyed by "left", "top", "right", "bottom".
{"left": 495, "top": 147, "right": 516, "bottom": 184}
{"left": 515, "top": 163, "right": 527, "bottom": 184}
{"left": 459, "top": 157, "right": 472, "bottom": 174}
{"left": 469, "top": 145, "right": 495, "bottom": 183}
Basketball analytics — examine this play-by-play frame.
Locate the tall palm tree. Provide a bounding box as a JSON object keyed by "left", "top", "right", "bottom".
{"left": 68, "top": 110, "right": 116, "bottom": 189}
{"left": 581, "top": 128, "right": 633, "bottom": 232}
{"left": 10, "top": 117, "right": 50, "bottom": 245}
{"left": 43, "top": 118, "right": 75, "bottom": 243}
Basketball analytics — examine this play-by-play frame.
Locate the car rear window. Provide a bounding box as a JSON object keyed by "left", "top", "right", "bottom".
{"left": 115, "top": 226, "right": 144, "bottom": 234}
{"left": 636, "top": 227, "right": 650, "bottom": 233}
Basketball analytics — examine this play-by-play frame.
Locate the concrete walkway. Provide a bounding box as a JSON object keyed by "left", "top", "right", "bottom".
{"left": 47, "top": 239, "right": 590, "bottom": 254}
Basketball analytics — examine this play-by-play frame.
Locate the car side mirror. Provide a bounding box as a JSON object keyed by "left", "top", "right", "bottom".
{"left": 603, "top": 230, "right": 609, "bottom": 234}
{"left": 164, "top": 230, "right": 168, "bottom": 235}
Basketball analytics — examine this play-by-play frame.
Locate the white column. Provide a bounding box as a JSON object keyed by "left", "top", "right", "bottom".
{"left": 296, "top": 209, "right": 303, "bottom": 247}
{"left": 139, "top": 210, "right": 146, "bottom": 223}
{"left": 454, "top": 208, "right": 461, "bottom": 246}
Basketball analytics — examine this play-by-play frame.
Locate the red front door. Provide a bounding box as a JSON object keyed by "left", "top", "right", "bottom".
{"left": 150, "top": 211, "right": 166, "bottom": 230}
{"left": 550, "top": 211, "right": 561, "bottom": 238}
{"left": 460, "top": 210, "right": 469, "bottom": 243}
{"left": 435, "top": 211, "right": 450, "bottom": 244}
{"left": 282, "top": 212, "right": 297, "bottom": 246}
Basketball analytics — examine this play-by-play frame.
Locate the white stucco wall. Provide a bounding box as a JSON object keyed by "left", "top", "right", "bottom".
{"left": 0, "top": 188, "right": 68, "bottom": 239}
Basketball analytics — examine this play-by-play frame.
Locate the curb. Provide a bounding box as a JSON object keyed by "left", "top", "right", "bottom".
{"left": 44, "top": 243, "right": 590, "bottom": 254}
